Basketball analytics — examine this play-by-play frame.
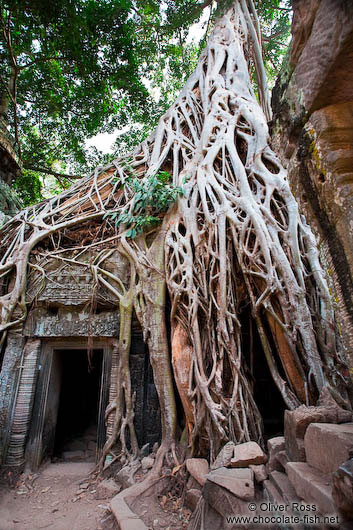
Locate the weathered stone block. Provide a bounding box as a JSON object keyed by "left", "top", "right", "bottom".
{"left": 185, "top": 488, "right": 202, "bottom": 511}
{"left": 284, "top": 406, "right": 349, "bottom": 462}
{"left": 62, "top": 450, "right": 85, "bottom": 461}
{"left": 187, "top": 497, "right": 223, "bottom": 530}
{"left": 286, "top": 462, "right": 336, "bottom": 515}
{"left": 249, "top": 464, "right": 267, "bottom": 483}
{"left": 230, "top": 441, "right": 266, "bottom": 468}
{"left": 275, "top": 450, "right": 289, "bottom": 471}
{"left": 186, "top": 458, "right": 209, "bottom": 486}
{"left": 202, "top": 480, "right": 251, "bottom": 519}
{"left": 205, "top": 467, "right": 254, "bottom": 501}
{"left": 332, "top": 458, "right": 353, "bottom": 521}
{"left": 267, "top": 436, "right": 286, "bottom": 471}
{"left": 211, "top": 441, "right": 235, "bottom": 470}
{"left": 263, "top": 479, "right": 284, "bottom": 505}
{"left": 305, "top": 423, "right": 353, "bottom": 474}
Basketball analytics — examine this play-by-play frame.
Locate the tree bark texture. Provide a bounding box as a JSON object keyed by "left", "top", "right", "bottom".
{"left": 0, "top": 1, "right": 350, "bottom": 468}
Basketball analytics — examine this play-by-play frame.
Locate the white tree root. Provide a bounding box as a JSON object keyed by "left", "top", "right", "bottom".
{"left": 0, "top": 1, "right": 350, "bottom": 471}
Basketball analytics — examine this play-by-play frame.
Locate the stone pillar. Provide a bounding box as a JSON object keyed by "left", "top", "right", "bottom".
{"left": 5, "top": 339, "right": 41, "bottom": 466}
{"left": 0, "top": 332, "right": 26, "bottom": 465}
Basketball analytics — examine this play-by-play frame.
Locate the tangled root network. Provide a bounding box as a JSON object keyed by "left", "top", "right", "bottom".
{"left": 0, "top": 1, "right": 350, "bottom": 468}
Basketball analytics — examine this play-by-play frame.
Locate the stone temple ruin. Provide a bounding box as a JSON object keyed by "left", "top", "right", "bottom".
{"left": 0, "top": 249, "right": 161, "bottom": 471}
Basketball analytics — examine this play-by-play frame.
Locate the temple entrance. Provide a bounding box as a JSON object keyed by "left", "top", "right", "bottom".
{"left": 52, "top": 348, "right": 103, "bottom": 461}
{"left": 26, "top": 340, "right": 111, "bottom": 470}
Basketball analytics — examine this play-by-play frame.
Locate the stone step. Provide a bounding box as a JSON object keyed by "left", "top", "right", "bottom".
{"left": 263, "top": 479, "right": 284, "bottom": 505}
{"left": 269, "top": 471, "right": 299, "bottom": 504}
{"left": 305, "top": 422, "right": 353, "bottom": 474}
{"left": 286, "top": 462, "right": 336, "bottom": 516}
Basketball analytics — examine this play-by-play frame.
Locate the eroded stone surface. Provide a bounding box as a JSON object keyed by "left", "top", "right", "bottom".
{"left": 249, "top": 464, "right": 267, "bottom": 483}
{"left": 286, "top": 462, "right": 336, "bottom": 515}
{"left": 332, "top": 458, "right": 353, "bottom": 521}
{"left": 305, "top": 423, "right": 353, "bottom": 474}
{"left": 211, "top": 441, "right": 235, "bottom": 470}
{"left": 205, "top": 467, "right": 254, "bottom": 501}
{"left": 186, "top": 458, "right": 209, "bottom": 486}
{"left": 230, "top": 441, "right": 266, "bottom": 468}
{"left": 284, "top": 406, "right": 350, "bottom": 462}
{"left": 267, "top": 436, "right": 285, "bottom": 472}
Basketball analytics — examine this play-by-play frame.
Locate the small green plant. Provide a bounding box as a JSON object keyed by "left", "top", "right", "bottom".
{"left": 105, "top": 171, "right": 185, "bottom": 238}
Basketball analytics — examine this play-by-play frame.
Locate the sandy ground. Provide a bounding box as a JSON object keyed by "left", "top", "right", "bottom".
{"left": 0, "top": 462, "right": 113, "bottom": 530}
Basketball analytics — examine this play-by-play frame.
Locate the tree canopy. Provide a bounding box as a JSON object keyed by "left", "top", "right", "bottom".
{"left": 0, "top": 0, "right": 291, "bottom": 205}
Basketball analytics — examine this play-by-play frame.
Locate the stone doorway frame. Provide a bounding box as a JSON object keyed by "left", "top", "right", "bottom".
{"left": 25, "top": 338, "right": 112, "bottom": 471}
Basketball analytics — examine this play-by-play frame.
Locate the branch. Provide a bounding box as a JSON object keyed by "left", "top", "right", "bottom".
{"left": 18, "top": 55, "right": 71, "bottom": 71}
{"left": 23, "top": 164, "right": 82, "bottom": 180}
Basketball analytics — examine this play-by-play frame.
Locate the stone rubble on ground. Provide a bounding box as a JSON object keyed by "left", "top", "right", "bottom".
{"left": 205, "top": 466, "right": 255, "bottom": 501}
{"left": 185, "top": 388, "right": 353, "bottom": 530}
{"left": 185, "top": 458, "right": 209, "bottom": 486}
{"left": 230, "top": 441, "right": 266, "bottom": 468}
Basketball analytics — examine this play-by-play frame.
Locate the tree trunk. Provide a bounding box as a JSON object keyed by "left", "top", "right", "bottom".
{"left": 0, "top": 1, "right": 351, "bottom": 471}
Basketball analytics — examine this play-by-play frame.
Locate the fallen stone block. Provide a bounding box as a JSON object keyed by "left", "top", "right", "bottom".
{"left": 202, "top": 480, "right": 252, "bottom": 519}
{"left": 205, "top": 466, "right": 254, "bottom": 501}
{"left": 305, "top": 423, "right": 353, "bottom": 474}
{"left": 275, "top": 450, "right": 289, "bottom": 471}
{"left": 185, "top": 488, "right": 202, "bottom": 511}
{"left": 286, "top": 462, "right": 336, "bottom": 515}
{"left": 268, "top": 436, "right": 285, "bottom": 454}
{"left": 332, "top": 458, "right": 353, "bottom": 521}
{"left": 186, "top": 458, "right": 209, "bottom": 486}
{"left": 284, "top": 405, "right": 347, "bottom": 462}
{"left": 249, "top": 464, "right": 267, "bottom": 483}
{"left": 263, "top": 479, "right": 284, "bottom": 505}
{"left": 230, "top": 441, "right": 266, "bottom": 468}
{"left": 267, "top": 436, "right": 285, "bottom": 472}
{"left": 188, "top": 497, "right": 223, "bottom": 530}
{"left": 211, "top": 441, "right": 235, "bottom": 470}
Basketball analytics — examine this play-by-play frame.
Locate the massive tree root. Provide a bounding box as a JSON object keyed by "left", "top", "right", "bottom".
{"left": 0, "top": 1, "right": 350, "bottom": 473}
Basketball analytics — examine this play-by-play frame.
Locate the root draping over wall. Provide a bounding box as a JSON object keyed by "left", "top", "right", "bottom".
{"left": 0, "top": 1, "right": 350, "bottom": 470}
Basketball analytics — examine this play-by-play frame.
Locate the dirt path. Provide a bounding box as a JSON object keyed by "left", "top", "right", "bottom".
{"left": 0, "top": 462, "right": 114, "bottom": 530}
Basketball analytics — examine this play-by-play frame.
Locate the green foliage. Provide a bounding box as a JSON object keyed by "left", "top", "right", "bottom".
{"left": 1, "top": 0, "right": 151, "bottom": 191}
{"left": 254, "top": 0, "right": 292, "bottom": 85}
{"left": 1, "top": 0, "right": 292, "bottom": 205}
{"left": 12, "top": 169, "right": 42, "bottom": 206}
{"left": 105, "top": 171, "right": 185, "bottom": 238}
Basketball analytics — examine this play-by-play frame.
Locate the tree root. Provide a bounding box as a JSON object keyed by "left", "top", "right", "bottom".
{"left": 0, "top": 0, "right": 351, "bottom": 474}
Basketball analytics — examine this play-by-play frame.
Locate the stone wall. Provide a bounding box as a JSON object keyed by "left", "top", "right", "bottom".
{"left": 272, "top": 0, "right": 353, "bottom": 372}
{"left": 0, "top": 247, "right": 162, "bottom": 468}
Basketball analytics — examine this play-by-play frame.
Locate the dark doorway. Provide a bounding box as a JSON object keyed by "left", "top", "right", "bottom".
{"left": 53, "top": 348, "right": 103, "bottom": 460}
{"left": 240, "top": 308, "right": 286, "bottom": 439}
